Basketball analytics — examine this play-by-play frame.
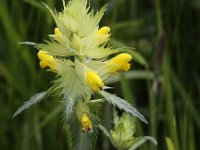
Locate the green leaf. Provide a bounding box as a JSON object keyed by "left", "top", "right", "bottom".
{"left": 98, "top": 124, "right": 110, "bottom": 137}
{"left": 100, "top": 91, "right": 148, "bottom": 124}
{"left": 12, "top": 91, "right": 48, "bottom": 118}
{"left": 18, "top": 41, "right": 37, "bottom": 46}
{"left": 165, "top": 137, "right": 176, "bottom": 150}
{"left": 128, "top": 136, "right": 157, "bottom": 150}
{"left": 22, "top": 0, "right": 46, "bottom": 12}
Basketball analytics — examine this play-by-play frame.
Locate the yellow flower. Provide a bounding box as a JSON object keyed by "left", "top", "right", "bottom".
{"left": 96, "top": 26, "right": 110, "bottom": 34}
{"left": 54, "top": 27, "right": 62, "bottom": 36}
{"left": 81, "top": 113, "right": 93, "bottom": 133}
{"left": 86, "top": 71, "right": 104, "bottom": 92}
{"left": 95, "top": 26, "right": 111, "bottom": 45}
{"left": 108, "top": 53, "right": 132, "bottom": 73}
{"left": 37, "top": 51, "right": 57, "bottom": 69}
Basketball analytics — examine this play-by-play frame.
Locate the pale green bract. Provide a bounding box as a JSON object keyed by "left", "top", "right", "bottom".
{"left": 41, "top": 0, "right": 114, "bottom": 58}
{"left": 99, "top": 112, "right": 157, "bottom": 150}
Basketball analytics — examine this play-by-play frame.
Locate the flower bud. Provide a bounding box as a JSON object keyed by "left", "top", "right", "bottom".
{"left": 54, "top": 28, "right": 62, "bottom": 36}
{"left": 81, "top": 113, "right": 93, "bottom": 133}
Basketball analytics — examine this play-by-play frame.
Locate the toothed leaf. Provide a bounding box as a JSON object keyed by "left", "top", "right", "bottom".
{"left": 13, "top": 91, "right": 48, "bottom": 117}
{"left": 100, "top": 90, "right": 148, "bottom": 124}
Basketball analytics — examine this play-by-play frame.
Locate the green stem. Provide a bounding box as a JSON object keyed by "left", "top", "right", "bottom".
{"left": 155, "top": 0, "right": 163, "bottom": 33}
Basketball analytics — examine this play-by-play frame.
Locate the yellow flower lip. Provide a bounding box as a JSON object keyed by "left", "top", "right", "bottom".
{"left": 96, "top": 26, "right": 110, "bottom": 34}
{"left": 81, "top": 113, "right": 93, "bottom": 133}
{"left": 108, "top": 53, "right": 132, "bottom": 73}
{"left": 37, "top": 50, "right": 57, "bottom": 69}
{"left": 86, "top": 71, "right": 104, "bottom": 92}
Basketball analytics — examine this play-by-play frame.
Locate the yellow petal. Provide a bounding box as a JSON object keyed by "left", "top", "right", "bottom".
{"left": 86, "top": 71, "right": 104, "bottom": 92}
{"left": 37, "top": 51, "right": 57, "bottom": 69}
{"left": 108, "top": 53, "right": 132, "bottom": 72}
{"left": 37, "top": 50, "right": 47, "bottom": 60}
{"left": 96, "top": 26, "right": 110, "bottom": 34}
{"left": 37, "top": 51, "right": 54, "bottom": 61}
{"left": 39, "top": 61, "right": 47, "bottom": 68}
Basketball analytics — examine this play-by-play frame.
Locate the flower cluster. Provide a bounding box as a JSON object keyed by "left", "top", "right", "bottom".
{"left": 13, "top": 0, "right": 147, "bottom": 133}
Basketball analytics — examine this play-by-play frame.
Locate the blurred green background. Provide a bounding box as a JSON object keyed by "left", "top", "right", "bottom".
{"left": 0, "top": 0, "right": 200, "bottom": 149}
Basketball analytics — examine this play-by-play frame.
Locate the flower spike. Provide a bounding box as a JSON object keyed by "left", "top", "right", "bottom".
{"left": 14, "top": 0, "right": 148, "bottom": 137}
